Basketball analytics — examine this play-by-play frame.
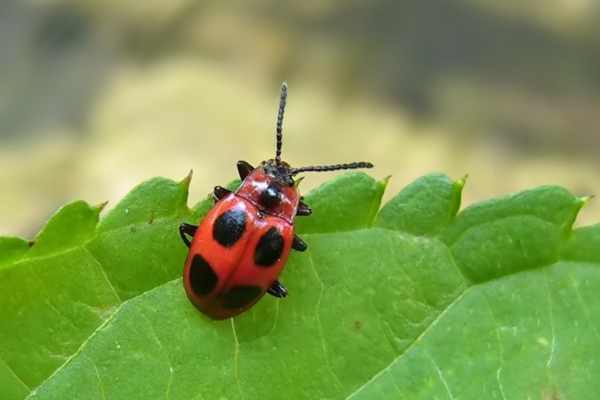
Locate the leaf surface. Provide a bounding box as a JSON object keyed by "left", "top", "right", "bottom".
{"left": 0, "top": 174, "right": 212, "bottom": 393}
{"left": 0, "top": 173, "right": 598, "bottom": 400}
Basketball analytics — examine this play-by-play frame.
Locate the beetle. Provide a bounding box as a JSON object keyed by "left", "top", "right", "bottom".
{"left": 179, "top": 82, "right": 373, "bottom": 319}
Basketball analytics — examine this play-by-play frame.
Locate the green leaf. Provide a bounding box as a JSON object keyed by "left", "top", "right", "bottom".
{"left": 0, "top": 358, "right": 29, "bottom": 400}
{"left": 0, "top": 174, "right": 215, "bottom": 394}
{"left": 0, "top": 172, "right": 598, "bottom": 400}
{"left": 294, "top": 172, "right": 387, "bottom": 233}
{"left": 375, "top": 173, "right": 463, "bottom": 235}
{"left": 0, "top": 238, "right": 29, "bottom": 269}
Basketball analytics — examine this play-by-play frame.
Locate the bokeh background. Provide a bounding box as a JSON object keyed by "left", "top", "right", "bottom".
{"left": 1, "top": 0, "right": 599, "bottom": 237}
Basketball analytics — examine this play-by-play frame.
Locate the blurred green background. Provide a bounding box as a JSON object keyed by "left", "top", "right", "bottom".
{"left": 1, "top": 0, "right": 599, "bottom": 237}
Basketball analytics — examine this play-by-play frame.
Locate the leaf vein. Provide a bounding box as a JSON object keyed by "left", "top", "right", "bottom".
{"left": 345, "top": 288, "right": 469, "bottom": 399}
{"left": 306, "top": 250, "right": 344, "bottom": 391}
{"left": 230, "top": 318, "right": 245, "bottom": 400}
{"left": 427, "top": 351, "right": 456, "bottom": 400}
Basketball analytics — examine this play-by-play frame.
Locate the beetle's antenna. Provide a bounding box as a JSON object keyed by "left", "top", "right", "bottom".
{"left": 290, "top": 162, "right": 373, "bottom": 175}
{"left": 275, "top": 82, "right": 287, "bottom": 165}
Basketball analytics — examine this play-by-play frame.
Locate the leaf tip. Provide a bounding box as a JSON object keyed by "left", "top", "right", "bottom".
{"left": 96, "top": 200, "right": 109, "bottom": 213}
{"left": 381, "top": 175, "right": 392, "bottom": 186}
{"left": 180, "top": 169, "right": 193, "bottom": 189}
{"left": 456, "top": 173, "right": 469, "bottom": 189}
{"left": 582, "top": 194, "right": 595, "bottom": 203}
{"left": 578, "top": 195, "right": 594, "bottom": 210}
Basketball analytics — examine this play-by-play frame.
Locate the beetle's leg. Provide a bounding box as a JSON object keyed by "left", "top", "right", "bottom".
{"left": 267, "top": 280, "right": 288, "bottom": 298}
{"left": 179, "top": 223, "right": 198, "bottom": 248}
{"left": 296, "top": 201, "right": 312, "bottom": 216}
{"left": 292, "top": 235, "right": 307, "bottom": 251}
{"left": 237, "top": 160, "right": 255, "bottom": 180}
{"left": 213, "top": 186, "right": 232, "bottom": 203}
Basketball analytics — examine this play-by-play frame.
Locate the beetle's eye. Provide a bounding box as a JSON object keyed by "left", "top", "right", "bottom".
{"left": 259, "top": 184, "right": 282, "bottom": 209}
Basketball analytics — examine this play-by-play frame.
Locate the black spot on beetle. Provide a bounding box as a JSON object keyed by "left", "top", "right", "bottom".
{"left": 259, "top": 183, "right": 282, "bottom": 209}
{"left": 189, "top": 254, "right": 218, "bottom": 295}
{"left": 221, "top": 285, "right": 262, "bottom": 309}
{"left": 254, "top": 227, "right": 284, "bottom": 267}
{"left": 213, "top": 208, "right": 246, "bottom": 247}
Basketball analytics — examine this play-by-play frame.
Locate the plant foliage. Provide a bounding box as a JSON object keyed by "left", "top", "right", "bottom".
{"left": 0, "top": 173, "right": 598, "bottom": 399}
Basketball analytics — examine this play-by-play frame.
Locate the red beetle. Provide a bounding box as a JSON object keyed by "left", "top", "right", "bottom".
{"left": 179, "top": 83, "right": 373, "bottom": 319}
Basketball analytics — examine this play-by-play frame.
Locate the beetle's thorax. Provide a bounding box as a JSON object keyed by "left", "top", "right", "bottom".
{"left": 235, "top": 165, "right": 299, "bottom": 223}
